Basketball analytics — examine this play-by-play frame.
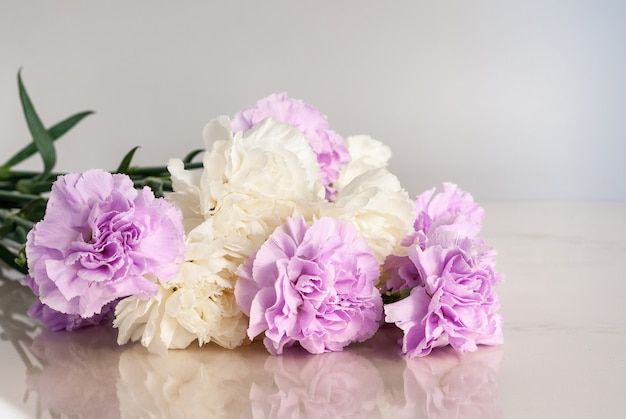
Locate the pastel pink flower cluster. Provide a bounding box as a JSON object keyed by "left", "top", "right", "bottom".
{"left": 383, "top": 183, "right": 503, "bottom": 357}
{"left": 19, "top": 93, "right": 503, "bottom": 359}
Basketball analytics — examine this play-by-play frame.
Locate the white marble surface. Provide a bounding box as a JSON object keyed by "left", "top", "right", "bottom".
{"left": 1, "top": 203, "right": 625, "bottom": 418}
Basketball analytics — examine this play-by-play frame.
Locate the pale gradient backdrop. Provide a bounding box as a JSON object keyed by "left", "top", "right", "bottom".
{"left": 1, "top": 1, "right": 625, "bottom": 201}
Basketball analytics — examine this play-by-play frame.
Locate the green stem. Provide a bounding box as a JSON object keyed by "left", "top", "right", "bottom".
{"left": 0, "top": 190, "right": 41, "bottom": 204}
{"left": 0, "top": 162, "right": 202, "bottom": 183}
{"left": 133, "top": 178, "right": 172, "bottom": 190}
{"left": 16, "top": 180, "right": 53, "bottom": 195}
{"left": 0, "top": 209, "right": 36, "bottom": 230}
{"left": 0, "top": 169, "right": 63, "bottom": 181}
{"left": 0, "top": 181, "right": 18, "bottom": 191}
{"left": 123, "top": 161, "right": 203, "bottom": 176}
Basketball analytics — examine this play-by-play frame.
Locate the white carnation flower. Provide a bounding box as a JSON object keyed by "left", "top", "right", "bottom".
{"left": 168, "top": 116, "right": 324, "bottom": 257}
{"left": 336, "top": 135, "right": 392, "bottom": 189}
{"left": 207, "top": 117, "right": 325, "bottom": 260}
{"left": 322, "top": 167, "right": 415, "bottom": 264}
{"left": 114, "top": 220, "right": 248, "bottom": 353}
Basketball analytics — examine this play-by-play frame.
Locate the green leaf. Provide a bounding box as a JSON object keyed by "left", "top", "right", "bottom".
{"left": 1, "top": 111, "right": 94, "bottom": 169}
{"left": 17, "top": 70, "right": 56, "bottom": 179}
{"left": 48, "top": 110, "right": 94, "bottom": 140}
{"left": 183, "top": 149, "right": 204, "bottom": 163}
{"left": 116, "top": 146, "right": 141, "bottom": 173}
{"left": 15, "top": 246, "right": 27, "bottom": 270}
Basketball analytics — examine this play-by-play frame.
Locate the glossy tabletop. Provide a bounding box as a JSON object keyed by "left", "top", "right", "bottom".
{"left": 1, "top": 203, "right": 625, "bottom": 418}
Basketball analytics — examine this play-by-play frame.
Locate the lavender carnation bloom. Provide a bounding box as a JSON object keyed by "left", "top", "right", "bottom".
{"left": 384, "top": 183, "right": 487, "bottom": 293}
{"left": 408, "top": 183, "right": 484, "bottom": 247}
{"left": 231, "top": 93, "right": 350, "bottom": 200}
{"left": 235, "top": 216, "right": 382, "bottom": 355}
{"left": 384, "top": 233, "right": 503, "bottom": 357}
{"left": 23, "top": 169, "right": 185, "bottom": 322}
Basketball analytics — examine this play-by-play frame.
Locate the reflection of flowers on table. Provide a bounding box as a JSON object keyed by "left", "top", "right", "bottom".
{"left": 248, "top": 350, "right": 385, "bottom": 419}
{"left": 117, "top": 343, "right": 267, "bottom": 419}
{"left": 386, "top": 345, "right": 504, "bottom": 419}
{"left": 26, "top": 325, "right": 123, "bottom": 418}
{"left": 0, "top": 277, "right": 40, "bottom": 372}
{"left": 19, "top": 323, "right": 503, "bottom": 418}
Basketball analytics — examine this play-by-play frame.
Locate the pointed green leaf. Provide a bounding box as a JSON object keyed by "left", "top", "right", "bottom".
{"left": 116, "top": 146, "right": 141, "bottom": 174}
{"left": 183, "top": 149, "right": 204, "bottom": 163}
{"left": 17, "top": 70, "right": 56, "bottom": 178}
{"left": 15, "top": 246, "right": 27, "bottom": 270}
{"left": 47, "top": 110, "right": 94, "bottom": 139}
{"left": 2, "top": 110, "right": 94, "bottom": 169}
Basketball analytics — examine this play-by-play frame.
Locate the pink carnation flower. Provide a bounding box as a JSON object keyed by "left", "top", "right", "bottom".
{"left": 382, "top": 183, "right": 503, "bottom": 357}
{"left": 22, "top": 169, "right": 185, "bottom": 324}
{"left": 384, "top": 233, "right": 503, "bottom": 357}
{"left": 386, "top": 182, "right": 488, "bottom": 293}
{"left": 235, "top": 216, "right": 382, "bottom": 354}
{"left": 231, "top": 93, "right": 350, "bottom": 200}
{"left": 407, "top": 182, "right": 484, "bottom": 247}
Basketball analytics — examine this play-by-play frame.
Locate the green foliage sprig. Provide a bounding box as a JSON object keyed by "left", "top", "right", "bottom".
{"left": 0, "top": 70, "right": 203, "bottom": 276}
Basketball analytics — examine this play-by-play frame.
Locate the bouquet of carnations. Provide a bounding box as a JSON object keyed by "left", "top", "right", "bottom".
{"left": 0, "top": 71, "right": 503, "bottom": 358}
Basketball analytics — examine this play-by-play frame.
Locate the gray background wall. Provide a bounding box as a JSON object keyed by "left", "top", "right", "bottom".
{"left": 1, "top": 0, "right": 625, "bottom": 201}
